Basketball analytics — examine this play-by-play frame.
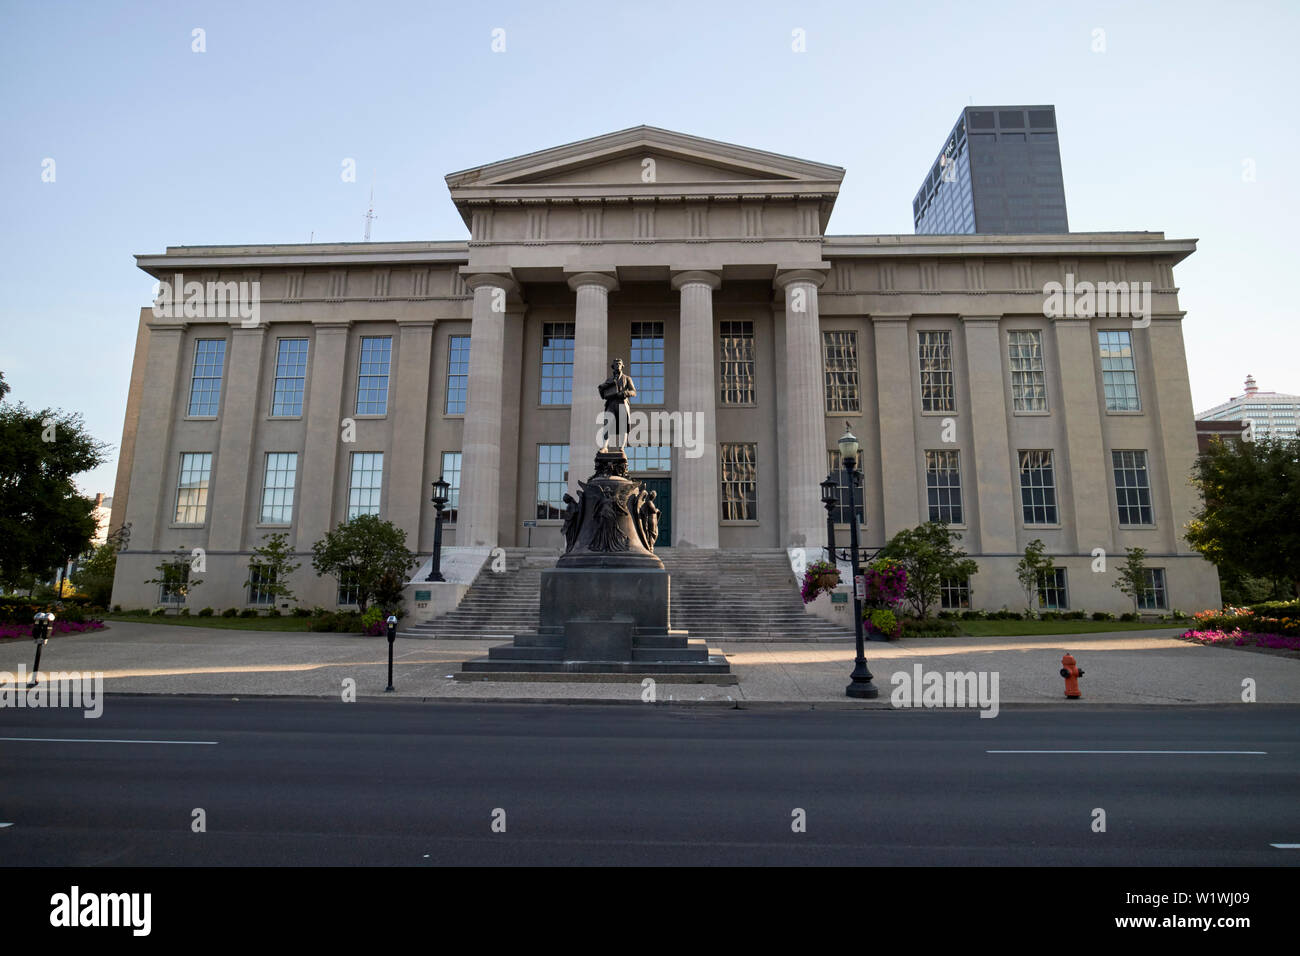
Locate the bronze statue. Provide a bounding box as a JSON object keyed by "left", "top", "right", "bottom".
{"left": 561, "top": 492, "right": 581, "bottom": 553}
{"left": 639, "top": 489, "right": 660, "bottom": 552}
{"left": 598, "top": 358, "right": 636, "bottom": 449}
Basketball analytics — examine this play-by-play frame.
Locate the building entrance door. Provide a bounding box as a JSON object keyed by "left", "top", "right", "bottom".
{"left": 639, "top": 477, "right": 671, "bottom": 547}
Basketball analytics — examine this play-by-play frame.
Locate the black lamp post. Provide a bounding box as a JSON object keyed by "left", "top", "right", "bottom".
{"left": 838, "top": 426, "right": 878, "bottom": 699}
{"left": 820, "top": 474, "right": 838, "bottom": 563}
{"left": 426, "top": 476, "right": 450, "bottom": 583}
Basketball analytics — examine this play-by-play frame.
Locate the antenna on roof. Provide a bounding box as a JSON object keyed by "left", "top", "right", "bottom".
{"left": 363, "top": 185, "right": 377, "bottom": 242}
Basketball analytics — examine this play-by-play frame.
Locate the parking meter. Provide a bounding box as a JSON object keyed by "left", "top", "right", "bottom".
{"left": 31, "top": 611, "right": 54, "bottom": 686}
{"left": 384, "top": 615, "right": 398, "bottom": 693}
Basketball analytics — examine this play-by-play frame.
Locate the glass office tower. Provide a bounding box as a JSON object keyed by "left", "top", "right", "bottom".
{"left": 913, "top": 106, "right": 1069, "bottom": 235}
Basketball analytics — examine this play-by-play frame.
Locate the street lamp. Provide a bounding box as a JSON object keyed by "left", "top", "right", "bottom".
{"left": 820, "top": 474, "right": 839, "bottom": 563}
{"left": 426, "top": 476, "right": 451, "bottom": 583}
{"left": 838, "top": 425, "right": 878, "bottom": 699}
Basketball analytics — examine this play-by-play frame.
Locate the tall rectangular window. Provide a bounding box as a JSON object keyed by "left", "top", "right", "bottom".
{"left": 940, "top": 577, "right": 972, "bottom": 610}
{"left": 1018, "top": 450, "right": 1058, "bottom": 525}
{"left": 446, "top": 335, "right": 470, "bottom": 414}
{"left": 822, "top": 331, "right": 860, "bottom": 413}
{"left": 536, "top": 445, "right": 569, "bottom": 520}
{"left": 1037, "top": 568, "right": 1068, "bottom": 609}
{"left": 1098, "top": 330, "right": 1140, "bottom": 411}
{"left": 247, "top": 565, "right": 276, "bottom": 606}
{"left": 174, "top": 453, "right": 212, "bottom": 524}
{"left": 540, "top": 322, "right": 575, "bottom": 405}
{"left": 924, "top": 449, "right": 963, "bottom": 524}
{"left": 720, "top": 443, "right": 758, "bottom": 521}
{"left": 719, "top": 321, "right": 755, "bottom": 404}
{"left": 337, "top": 570, "right": 360, "bottom": 607}
{"left": 159, "top": 563, "right": 190, "bottom": 605}
{"left": 630, "top": 321, "right": 665, "bottom": 404}
{"left": 356, "top": 336, "right": 392, "bottom": 415}
{"left": 1113, "top": 450, "right": 1153, "bottom": 525}
{"left": 260, "top": 452, "right": 297, "bottom": 524}
{"left": 1139, "top": 568, "right": 1168, "bottom": 610}
{"left": 441, "top": 451, "right": 462, "bottom": 523}
{"left": 827, "top": 450, "right": 864, "bottom": 526}
{"left": 1007, "top": 330, "right": 1047, "bottom": 411}
{"left": 347, "top": 452, "right": 383, "bottom": 518}
{"left": 188, "top": 339, "right": 226, "bottom": 416}
{"left": 627, "top": 446, "right": 671, "bottom": 472}
{"left": 918, "top": 331, "right": 955, "bottom": 412}
{"left": 271, "top": 338, "right": 309, "bottom": 416}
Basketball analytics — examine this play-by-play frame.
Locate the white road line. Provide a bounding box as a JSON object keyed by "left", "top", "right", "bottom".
{"left": 0, "top": 823, "right": 13, "bottom": 828}
{"left": 0, "top": 737, "right": 218, "bottom": 745}
{"left": 987, "top": 750, "right": 1267, "bottom": 755}
{"left": 1270, "top": 843, "right": 1300, "bottom": 848}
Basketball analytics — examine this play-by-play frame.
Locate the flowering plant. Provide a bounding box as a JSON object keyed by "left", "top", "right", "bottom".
{"left": 1182, "top": 628, "right": 1300, "bottom": 652}
{"left": 800, "top": 560, "right": 841, "bottom": 604}
{"left": 0, "top": 619, "right": 105, "bottom": 641}
{"left": 862, "top": 558, "right": 907, "bottom": 610}
{"left": 864, "top": 607, "right": 902, "bottom": 639}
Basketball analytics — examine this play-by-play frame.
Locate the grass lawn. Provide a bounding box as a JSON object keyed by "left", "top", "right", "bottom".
{"left": 105, "top": 613, "right": 319, "bottom": 632}
{"left": 954, "top": 619, "right": 1189, "bottom": 637}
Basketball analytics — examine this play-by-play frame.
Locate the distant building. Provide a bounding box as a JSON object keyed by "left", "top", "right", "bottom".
{"left": 913, "top": 105, "right": 1069, "bottom": 235}
{"left": 1195, "top": 419, "right": 1246, "bottom": 454}
{"left": 91, "top": 493, "right": 113, "bottom": 545}
{"left": 1197, "top": 376, "right": 1300, "bottom": 441}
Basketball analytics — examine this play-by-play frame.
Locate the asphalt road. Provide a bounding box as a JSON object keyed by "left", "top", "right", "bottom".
{"left": 1, "top": 697, "right": 1297, "bottom": 866}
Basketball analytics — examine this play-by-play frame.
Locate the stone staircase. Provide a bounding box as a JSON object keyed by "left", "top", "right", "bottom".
{"left": 402, "top": 548, "right": 855, "bottom": 642}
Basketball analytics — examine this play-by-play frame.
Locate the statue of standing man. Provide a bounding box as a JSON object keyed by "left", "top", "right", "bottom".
{"left": 598, "top": 358, "right": 637, "bottom": 450}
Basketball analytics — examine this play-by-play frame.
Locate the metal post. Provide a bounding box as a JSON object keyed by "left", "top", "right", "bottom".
{"left": 385, "top": 615, "right": 397, "bottom": 692}
{"left": 427, "top": 504, "right": 446, "bottom": 582}
{"left": 844, "top": 461, "right": 878, "bottom": 699}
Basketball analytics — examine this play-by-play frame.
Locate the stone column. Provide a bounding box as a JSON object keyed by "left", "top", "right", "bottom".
{"left": 872, "top": 314, "right": 920, "bottom": 536}
{"left": 566, "top": 272, "right": 618, "bottom": 494}
{"left": 1054, "top": 318, "right": 1111, "bottom": 555}
{"left": 775, "top": 269, "right": 829, "bottom": 548}
{"left": 389, "top": 320, "right": 435, "bottom": 550}
{"left": 1145, "top": 318, "right": 1200, "bottom": 553}
{"left": 208, "top": 324, "right": 268, "bottom": 553}
{"left": 123, "top": 321, "right": 188, "bottom": 550}
{"left": 671, "top": 270, "right": 721, "bottom": 548}
{"left": 961, "top": 316, "right": 1016, "bottom": 553}
{"left": 458, "top": 274, "right": 517, "bottom": 547}
{"left": 295, "top": 322, "right": 351, "bottom": 551}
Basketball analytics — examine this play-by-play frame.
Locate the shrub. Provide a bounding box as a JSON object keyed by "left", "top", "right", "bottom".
{"left": 989, "top": 609, "right": 1023, "bottom": 620}
{"left": 960, "top": 609, "right": 988, "bottom": 621}
{"left": 899, "top": 617, "right": 960, "bottom": 637}
{"left": 263, "top": 608, "right": 282, "bottom": 618}
{"left": 151, "top": 607, "right": 168, "bottom": 617}
{"left": 1064, "top": 611, "right": 1087, "bottom": 620}
{"left": 292, "top": 606, "right": 312, "bottom": 617}
{"left": 112, "top": 604, "right": 122, "bottom": 613}
{"left": 238, "top": 608, "right": 258, "bottom": 618}
{"left": 221, "top": 607, "right": 238, "bottom": 618}
{"left": 1119, "top": 612, "right": 1139, "bottom": 622}
{"left": 198, "top": 607, "right": 214, "bottom": 617}
{"left": 1040, "top": 611, "right": 1061, "bottom": 622}
{"left": 1092, "top": 611, "right": 1115, "bottom": 621}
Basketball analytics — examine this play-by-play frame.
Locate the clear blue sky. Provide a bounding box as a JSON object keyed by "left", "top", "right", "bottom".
{"left": 2, "top": 0, "right": 1296, "bottom": 495}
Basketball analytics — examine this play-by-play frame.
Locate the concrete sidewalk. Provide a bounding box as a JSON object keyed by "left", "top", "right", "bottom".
{"left": 3, "top": 620, "right": 1298, "bottom": 707}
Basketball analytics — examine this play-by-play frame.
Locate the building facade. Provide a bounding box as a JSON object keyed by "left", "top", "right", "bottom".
{"left": 913, "top": 106, "right": 1069, "bottom": 235}
{"left": 110, "top": 126, "right": 1218, "bottom": 614}
{"left": 1197, "top": 375, "right": 1299, "bottom": 441}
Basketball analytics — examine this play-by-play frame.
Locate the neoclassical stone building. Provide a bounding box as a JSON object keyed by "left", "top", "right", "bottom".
{"left": 110, "top": 126, "right": 1220, "bottom": 614}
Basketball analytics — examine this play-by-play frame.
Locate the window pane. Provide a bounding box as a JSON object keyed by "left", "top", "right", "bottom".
{"left": 540, "top": 322, "right": 575, "bottom": 405}
{"left": 536, "top": 445, "right": 569, "bottom": 519}
{"left": 348, "top": 452, "right": 383, "bottom": 518}
{"left": 337, "top": 569, "right": 360, "bottom": 607}
{"left": 175, "top": 452, "right": 212, "bottom": 524}
{"left": 925, "top": 449, "right": 963, "bottom": 524}
{"left": 260, "top": 452, "right": 297, "bottom": 524}
{"left": 272, "top": 338, "right": 309, "bottom": 416}
{"left": 1098, "top": 330, "right": 1140, "bottom": 411}
{"left": 1008, "top": 330, "right": 1046, "bottom": 411}
{"left": 918, "top": 331, "right": 955, "bottom": 412}
{"left": 719, "top": 321, "right": 755, "bottom": 404}
{"left": 248, "top": 564, "right": 275, "bottom": 605}
{"left": 441, "top": 451, "right": 462, "bottom": 523}
{"left": 1018, "top": 449, "right": 1058, "bottom": 525}
{"left": 823, "top": 331, "right": 860, "bottom": 413}
{"left": 627, "top": 445, "right": 671, "bottom": 472}
{"left": 356, "top": 337, "right": 392, "bottom": 415}
{"left": 446, "top": 335, "right": 470, "bottom": 414}
{"left": 1037, "top": 568, "right": 1068, "bottom": 609}
{"left": 188, "top": 340, "right": 226, "bottom": 416}
{"left": 1112, "top": 449, "right": 1153, "bottom": 525}
{"left": 720, "top": 443, "right": 757, "bottom": 521}
{"left": 1139, "top": 568, "right": 1167, "bottom": 610}
{"left": 629, "top": 321, "right": 665, "bottom": 404}
{"left": 940, "top": 576, "right": 971, "bottom": 609}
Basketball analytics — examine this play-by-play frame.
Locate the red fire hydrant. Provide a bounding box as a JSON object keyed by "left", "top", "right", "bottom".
{"left": 1060, "top": 653, "right": 1084, "bottom": 699}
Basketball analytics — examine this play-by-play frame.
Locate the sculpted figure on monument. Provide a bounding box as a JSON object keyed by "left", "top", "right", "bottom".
{"left": 590, "top": 483, "right": 632, "bottom": 552}
{"left": 598, "top": 358, "right": 636, "bottom": 450}
{"left": 561, "top": 492, "right": 581, "bottom": 553}
{"left": 638, "top": 489, "right": 660, "bottom": 552}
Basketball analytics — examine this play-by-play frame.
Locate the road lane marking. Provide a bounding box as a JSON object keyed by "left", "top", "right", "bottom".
{"left": 0, "top": 737, "right": 217, "bottom": 745}
{"left": 987, "top": 749, "right": 1266, "bottom": 755}
{"left": 0, "top": 823, "right": 12, "bottom": 828}
{"left": 1271, "top": 844, "right": 1300, "bottom": 848}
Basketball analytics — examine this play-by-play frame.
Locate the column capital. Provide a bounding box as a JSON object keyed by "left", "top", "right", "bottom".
{"left": 774, "top": 266, "right": 829, "bottom": 290}
{"left": 670, "top": 270, "right": 721, "bottom": 292}
{"left": 462, "top": 271, "right": 520, "bottom": 295}
{"left": 566, "top": 271, "right": 620, "bottom": 293}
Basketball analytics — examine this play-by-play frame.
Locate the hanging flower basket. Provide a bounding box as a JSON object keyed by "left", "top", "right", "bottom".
{"left": 800, "top": 560, "right": 841, "bottom": 604}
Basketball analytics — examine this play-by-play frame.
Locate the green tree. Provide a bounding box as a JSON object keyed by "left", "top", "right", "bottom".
{"left": 880, "top": 521, "right": 979, "bottom": 618}
{"left": 1015, "top": 538, "right": 1053, "bottom": 618}
{"left": 72, "top": 524, "right": 129, "bottom": 606}
{"left": 1113, "top": 546, "right": 1149, "bottom": 614}
{"left": 244, "top": 532, "right": 302, "bottom": 607}
{"left": 0, "top": 401, "right": 107, "bottom": 585}
{"left": 1186, "top": 436, "right": 1300, "bottom": 599}
{"left": 145, "top": 554, "right": 202, "bottom": 607}
{"left": 310, "top": 514, "right": 415, "bottom": 614}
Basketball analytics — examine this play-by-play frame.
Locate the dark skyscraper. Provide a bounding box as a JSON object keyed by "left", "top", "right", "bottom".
{"left": 913, "top": 105, "right": 1069, "bottom": 235}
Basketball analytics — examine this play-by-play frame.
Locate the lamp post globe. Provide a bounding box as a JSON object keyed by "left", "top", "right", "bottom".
{"left": 427, "top": 476, "right": 450, "bottom": 582}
